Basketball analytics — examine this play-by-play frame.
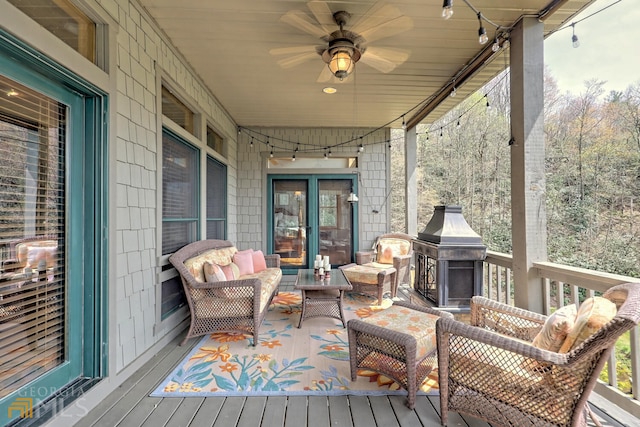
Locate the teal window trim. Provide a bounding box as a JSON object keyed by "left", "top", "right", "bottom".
{"left": 267, "top": 174, "right": 359, "bottom": 274}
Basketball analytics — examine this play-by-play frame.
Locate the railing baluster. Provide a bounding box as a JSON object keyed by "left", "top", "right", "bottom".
{"left": 632, "top": 325, "right": 639, "bottom": 400}
{"left": 543, "top": 277, "right": 551, "bottom": 315}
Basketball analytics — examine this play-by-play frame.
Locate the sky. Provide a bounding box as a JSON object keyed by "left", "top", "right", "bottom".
{"left": 543, "top": 0, "right": 639, "bottom": 95}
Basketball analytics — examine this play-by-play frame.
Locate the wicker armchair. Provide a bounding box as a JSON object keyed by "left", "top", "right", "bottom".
{"left": 436, "top": 282, "right": 640, "bottom": 427}
{"left": 355, "top": 232, "right": 414, "bottom": 288}
{"left": 169, "top": 240, "right": 282, "bottom": 346}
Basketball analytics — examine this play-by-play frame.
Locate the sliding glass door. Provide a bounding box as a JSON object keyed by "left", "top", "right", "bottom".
{"left": 268, "top": 175, "right": 358, "bottom": 273}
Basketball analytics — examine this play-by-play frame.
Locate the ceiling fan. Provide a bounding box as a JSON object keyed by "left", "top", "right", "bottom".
{"left": 270, "top": 1, "right": 413, "bottom": 83}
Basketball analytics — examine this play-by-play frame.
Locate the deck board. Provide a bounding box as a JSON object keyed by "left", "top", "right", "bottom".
{"left": 284, "top": 395, "right": 308, "bottom": 427}
{"left": 327, "top": 396, "right": 353, "bottom": 427}
{"left": 212, "top": 396, "right": 245, "bottom": 427}
{"left": 165, "top": 397, "right": 203, "bottom": 426}
{"left": 307, "top": 396, "right": 330, "bottom": 427}
{"left": 190, "top": 398, "right": 225, "bottom": 427}
{"left": 261, "top": 396, "right": 287, "bottom": 426}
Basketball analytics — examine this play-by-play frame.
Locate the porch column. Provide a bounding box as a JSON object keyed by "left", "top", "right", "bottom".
{"left": 510, "top": 17, "right": 547, "bottom": 313}
{"left": 405, "top": 127, "right": 418, "bottom": 236}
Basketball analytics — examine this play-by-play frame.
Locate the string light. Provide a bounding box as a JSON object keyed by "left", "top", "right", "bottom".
{"left": 292, "top": 153, "right": 296, "bottom": 161}
{"left": 477, "top": 12, "right": 488, "bottom": 45}
{"left": 238, "top": 69, "right": 510, "bottom": 157}
{"left": 492, "top": 36, "right": 500, "bottom": 52}
{"left": 457, "top": 117, "right": 461, "bottom": 128}
{"left": 442, "top": 0, "right": 454, "bottom": 20}
{"left": 270, "top": 150, "right": 274, "bottom": 158}
{"left": 402, "top": 115, "right": 407, "bottom": 130}
{"left": 571, "top": 23, "right": 580, "bottom": 48}
{"left": 450, "top": 86, "right": 457, "bottom": 97}
{"left": 250, "top": 136, "right": 254, "bottom": 147}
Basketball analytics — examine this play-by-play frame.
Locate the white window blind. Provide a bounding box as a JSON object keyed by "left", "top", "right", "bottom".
{"left": 0, "top": 76, "right": 66, "bottom": 398}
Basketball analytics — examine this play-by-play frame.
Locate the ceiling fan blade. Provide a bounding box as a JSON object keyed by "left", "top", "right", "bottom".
{"left": 277, "top": 52, "right": 319, "bottom": 69}
{"left": 363, "top": 46, "right": 410, "bottom": 66}
{"left": 269, "top": 45, "right": 318, "bottom": 56}
{"left": 307, "top": 1, "right": 336, "bottom": 33}
{"left": 358, "top": 15, "right": 413, "bottom": 43}
{"left": 351, "top": 2, "right": 402, "bottom": 33}
{"left": 359, "top": 45, "right": 411, "bottom": 75}
{"left": 281, "top": 10, "right": 329, "bottom": 39}
{"left": 316, "top": 65, "right": 333, "bottom": 83}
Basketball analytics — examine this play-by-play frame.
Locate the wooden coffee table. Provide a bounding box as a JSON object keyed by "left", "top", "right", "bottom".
{"left": 294, "top": 269, "right": 353, "bottom": 328}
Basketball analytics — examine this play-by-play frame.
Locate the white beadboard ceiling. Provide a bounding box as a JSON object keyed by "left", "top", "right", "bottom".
{"left": 139, "top": 0, "right": 595, "bottom": 129}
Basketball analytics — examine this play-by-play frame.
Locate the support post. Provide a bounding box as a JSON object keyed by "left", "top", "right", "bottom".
{"left": 405, "top": 127, "right": 418, "bottom": 236}
{"left": 510, "top": 17, "right": 547, "bottom": 313}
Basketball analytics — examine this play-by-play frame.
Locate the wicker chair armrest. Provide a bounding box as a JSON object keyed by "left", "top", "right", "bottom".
{"left": 436, "top": 317, "right": 568, "bottom": 366}
{"left": 264, "top": 253, "right": 280, "bottom": 268}
{"left": 470, "top": 295, "right": 547, "bottom": 341}
{"left": 355, "top": 251, "right": 375, "bottom": 265}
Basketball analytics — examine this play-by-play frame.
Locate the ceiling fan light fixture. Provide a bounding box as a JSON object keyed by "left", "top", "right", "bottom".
{"left": 328, "top": 50, "right": 355, "bottom": 79}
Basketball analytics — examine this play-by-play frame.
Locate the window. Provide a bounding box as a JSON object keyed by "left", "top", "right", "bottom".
{"left": 8, "top": 0, "right": 97, "bottom": 63}
{"left": 206, "top": 125, "right": 224, "bottom": 156}
{"left": 162, "top": 130, "right": 199, "bottom": 254}
{"left": 161, "top": 130, "right": 198, "bottom": 318}
{"left": 162, "top": 86, "right": 195, "bottom": 135}
{"left": 206, "top": 156, "right": 226, "bottom": 239}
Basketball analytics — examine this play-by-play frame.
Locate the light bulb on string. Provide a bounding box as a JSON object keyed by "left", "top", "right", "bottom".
{"left": 401, "top": 115, "right": 407, "bottom": 130}
{"left": 477, "top": 13, "right": 488, "bottom": 45}
{"left": 442, "top": 0, "right": 453, "bottom": 20}
{"left": 450, "top": 86, "right": 457, "bottom": 97}
{"left": 485, "top": 94, "right": 490, "bottom": 109}
{"left": 571, "top": 23, "right": 580, "bottom": 48}
{"left": 440, "top": 127, "right": 443, "bottom": 138}
{"left": 270, "top": 150, "right": 274, "bottom": 158}
{"left": 457, "top": 117, "right": 461, "bottom": 128}
{"left": 292, "top": 153, "right": 296, "bottom": 162}
{"left": 250, "top": 136, "right": 254, "bottom": 147}
{"left": 358, "top": 143, "right": 364, "bottom": 152}
{"left": 492, "top": 36, "right": 500, "bottom": 52}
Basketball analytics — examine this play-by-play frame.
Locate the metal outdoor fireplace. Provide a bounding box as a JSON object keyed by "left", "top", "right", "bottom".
{"left": 413, "top": 205, "right": 487, "bottom": 309}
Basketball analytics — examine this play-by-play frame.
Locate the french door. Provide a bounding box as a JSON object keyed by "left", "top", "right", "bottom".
{"left": 268, "top": 175, "right": 358, "bottom": 273}
{"left": 0, "top": 38, "right": 104, "bottom": 424}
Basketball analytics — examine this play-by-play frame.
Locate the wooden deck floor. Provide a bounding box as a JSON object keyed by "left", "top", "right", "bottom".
{"left": 75, "top": 280, "right": 629, "bottom": 427}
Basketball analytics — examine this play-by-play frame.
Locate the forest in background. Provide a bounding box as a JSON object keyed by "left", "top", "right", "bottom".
{"left": 390, "top": 68, "right": 640, "bottom": 278}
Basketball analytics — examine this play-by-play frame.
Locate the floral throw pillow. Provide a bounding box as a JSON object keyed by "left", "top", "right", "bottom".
{"left": 531, "top": 304, "right": 577, "bottom": 352}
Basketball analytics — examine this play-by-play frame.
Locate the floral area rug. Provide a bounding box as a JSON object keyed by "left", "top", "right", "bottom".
{"left": 151, "top": 291, "right": 439, "bottom": 397}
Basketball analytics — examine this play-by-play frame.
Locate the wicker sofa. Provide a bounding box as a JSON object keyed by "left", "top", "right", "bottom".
{"left": 169, "top": 239, "right": 282, "bottom": 346}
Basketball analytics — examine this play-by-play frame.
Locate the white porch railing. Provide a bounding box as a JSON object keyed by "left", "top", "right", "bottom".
{"left": 483, "top": 250, "right": 640, "bottom": 418}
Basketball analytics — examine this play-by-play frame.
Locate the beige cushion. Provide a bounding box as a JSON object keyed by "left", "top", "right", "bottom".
{"left": 532, "top": 304, "right": 577, "bottom": 352}
{"left": 376, "top": 238, "right": 410, "bottom": 264}
{"left": 559, "top": 296, "right": 617, "bottom": 353}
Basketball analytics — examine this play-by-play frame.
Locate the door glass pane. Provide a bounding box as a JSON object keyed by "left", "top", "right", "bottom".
{"left": 273, "top": 181, "right": 307, "bottom": 268}
{"left": 318, "top": 180, "right": 352, "bottom": 265}
{"left": 0, "top": 75, "right": 66, "bottom": 398}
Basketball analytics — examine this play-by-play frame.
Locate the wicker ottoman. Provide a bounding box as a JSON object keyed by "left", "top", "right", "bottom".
{"left": 340, "top": 263, "right": 396, "bottom": 305}
{"left": 347, "top": 301, "right": 453, "bottom": 409}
